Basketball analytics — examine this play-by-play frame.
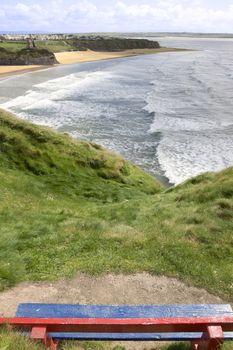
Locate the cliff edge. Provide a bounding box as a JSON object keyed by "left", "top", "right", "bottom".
{"left": 0, "top": 48, "right": 58, "bottom": 65}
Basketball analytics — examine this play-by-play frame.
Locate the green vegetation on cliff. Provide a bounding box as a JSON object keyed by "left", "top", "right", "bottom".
{"left": 71, "top": 37, "right": 160, "bottom": 51}
{"left": 0, "top": 108, "right": 232, "bottom": 303}
{"left": 0, "top": 47, "right": 58, "bottom": 65}
{"left": 0, "top": 40, "right": 76, "bottom": 52}
{"left": 0, "top": 37, "right": 160, "bottom": 53}
{"left": 0, "top": 41, "right": 26, "bottom": 52}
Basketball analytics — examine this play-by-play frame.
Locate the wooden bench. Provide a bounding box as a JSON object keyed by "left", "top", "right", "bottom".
{"left": 1, "top": 303, "right": 233, "bottom": 350}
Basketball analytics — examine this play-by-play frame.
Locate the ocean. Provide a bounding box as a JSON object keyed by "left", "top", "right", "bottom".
{"left": 1, "top": 37, "right": 233, "bottom": 185}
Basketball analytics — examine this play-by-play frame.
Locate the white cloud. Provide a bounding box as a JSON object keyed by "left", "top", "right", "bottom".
{"left": 0, "top": 8, "right": 5, "bottom": 18}
{"left": 15, "top": 3, "right": 30, "bottom": 16}
{"left": 113, "top": 1, "right": 233, "bottom": 32}
{"left": 1, "top": 0, "right": 233, "bottom": 32}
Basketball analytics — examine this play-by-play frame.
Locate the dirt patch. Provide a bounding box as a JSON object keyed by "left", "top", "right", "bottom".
{"left": 0, "top": 272, "right": 225, "bottom": 316}
{"left": 0, "top": 273, "right": 226, "bottom": 349}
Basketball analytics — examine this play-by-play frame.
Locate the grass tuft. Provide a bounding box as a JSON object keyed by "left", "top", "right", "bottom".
{"left": 0, "top": 326, "right": 45, "bottom": 350}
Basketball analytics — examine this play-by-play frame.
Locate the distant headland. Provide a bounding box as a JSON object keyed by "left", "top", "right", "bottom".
{"left": 0, "top": 35, "right": 160, "bottom": 66}
{"left": 0, "top": 34, "right": 188, "bottom": 76}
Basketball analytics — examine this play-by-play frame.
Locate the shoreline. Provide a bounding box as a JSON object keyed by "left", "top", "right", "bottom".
{"left": 0, "top": 47, "right": 189, "bottom": 187}
{"left": 0, "top": 65, "right": 51, "bottom": 78}
{"left": 0, "top": 47, "right": 190, "bottom": 78}
{"left": 0, "top": 106, "right": 169, "bottom": 188}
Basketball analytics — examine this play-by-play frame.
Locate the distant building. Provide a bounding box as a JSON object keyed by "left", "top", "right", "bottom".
{"left": 1, "top": 33, "right": 77, "bottom": 41}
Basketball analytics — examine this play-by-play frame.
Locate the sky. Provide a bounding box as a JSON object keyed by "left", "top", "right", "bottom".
{"left": 1, "top": 0, "right": 233, "bottom": 33}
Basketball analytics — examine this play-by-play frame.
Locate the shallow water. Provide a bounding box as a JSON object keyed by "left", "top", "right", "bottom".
{"left": 1, "top": 37, "right": 233, "bottom": 185}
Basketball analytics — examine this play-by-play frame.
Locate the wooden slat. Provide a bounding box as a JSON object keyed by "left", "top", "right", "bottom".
{"left": 16, "top": 304, "right": 233, "bottom": 319}
{"left": 16, "top": 303, "right": 233, "bottom": 342}
{"left": 47, "top": 331, "right": 233, "bottom": 341}
{"left": 1, "top": 316, "right": 233, "bottom": 333}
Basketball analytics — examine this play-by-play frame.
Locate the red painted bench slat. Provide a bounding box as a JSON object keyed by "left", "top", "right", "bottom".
{"left": 1, "top": 316, "right": 233, "bottom": 333}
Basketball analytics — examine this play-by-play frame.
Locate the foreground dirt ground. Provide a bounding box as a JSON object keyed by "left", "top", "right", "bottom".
{"left": 0, "top": 273, "right": 227, "bottom": 350}
{"left": 0, "top": 272, "right": 224, "bottom": 316}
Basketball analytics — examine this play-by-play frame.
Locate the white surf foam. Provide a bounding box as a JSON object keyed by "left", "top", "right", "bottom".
{"left": 1, "top": 40, "right": 233, "bottom": 186}
{"left": 157, "top": 129, "right": 233, "bottom": 185}
{"left": 1, "top": 70, "right": 115, "bottom": 112}
{"left": 145, "top": 48, "right": 233, "bottom": 184}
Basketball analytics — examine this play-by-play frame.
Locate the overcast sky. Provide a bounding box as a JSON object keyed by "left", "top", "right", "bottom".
{"left": 1, "top": 0, "right": 233, "bottom": 33}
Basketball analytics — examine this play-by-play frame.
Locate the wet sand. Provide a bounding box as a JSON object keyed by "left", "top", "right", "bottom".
{"left": 0, "top": 64, "right": 46, "bottom": 77}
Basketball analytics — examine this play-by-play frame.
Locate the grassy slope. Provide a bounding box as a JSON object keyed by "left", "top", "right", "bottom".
{"left": 36, "top": 40, "right": 76, "bottom": 52}
{"left": 0, "top": 41, "right": 26, "bottom": 52}
{"left": 0, "top": 109, "right": 161, "bottom": 289}
{"left": 0, "top": 109, "right": 232, "bottom": 349}
{"left": 0, "top": 109, "right": 232, "bottom": 299}
{"left": 0, "top": 40, "right": 77, "bottom": 53}
{"left": 0, "top": 38, "right": 160, "bottom": 53}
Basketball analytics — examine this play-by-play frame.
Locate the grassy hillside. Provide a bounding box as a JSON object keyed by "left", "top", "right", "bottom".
{"left": 0, "top": 108, "right": 232, "bottom": 302}
{"left": 0, "top": 109, "right": 232, "bottom": 349}
{"left": 0, "top": 108, "right": 161, "bottom": 289}
{"left": 0, "top": 41, "right": 26, "bottom": 52}
{"left": 0, "top": 37, "right": 160, "bottom": 53}
{"left": 0, "top": 40, "right": 76, "bottom": 52}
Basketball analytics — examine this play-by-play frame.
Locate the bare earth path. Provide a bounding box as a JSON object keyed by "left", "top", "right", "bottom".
{"left": 0, "top": 273, "right": 225, "bottom": 349}
{"left": 0, "top": 273, "right": 224, "bottom": 316}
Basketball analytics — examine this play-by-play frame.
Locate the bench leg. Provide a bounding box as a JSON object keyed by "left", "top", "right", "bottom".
{"left": 31, "top": 326, "right": 48, "bottom": 343}
{"left": 191, "top": 325, "right": 224, "bottom": 350}
{"left": 46, "top": 337, "right": 59, "bottom": 350}
{"left": 207, "top": 325, "right": 224, "bottom": 350}
{"left": 31, "top": 326, "right": 59, "bottom": 350}
{"left": 191, "top": 342, "right": 197, "bottom": 349}
{"left": 191, "top": 342, "right": 199, "bottom": 350}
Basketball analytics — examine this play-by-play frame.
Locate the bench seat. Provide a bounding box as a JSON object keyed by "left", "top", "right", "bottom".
{"left": 16, "top": 303, "right": 233, "bottom": 342}
{"left": 16, "top": 303, "right": 233, "bottom": 319}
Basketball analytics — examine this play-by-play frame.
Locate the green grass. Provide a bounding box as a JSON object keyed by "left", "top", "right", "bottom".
{"left": 0, "top": 328, "right": 232, "bottom": 350}
{"left": 0, "top": 41, "right": 26, "bottom": 52}
{"left": 47, "top": 341, "right": 233, "bottom": 350}
{"left": 0, "top": 108, "right": 232, "bottom": 302}
{"left": 0, "top": 40, "right": 76, "bottom": 53}
{"left": 36, "top": 40, "right": 76, "bottom": 52}
{"left": 0, "top": 326, "right": 44, "bottom": 350}
{"left": 60, "top": 340, "right": 192, "bottom": 350}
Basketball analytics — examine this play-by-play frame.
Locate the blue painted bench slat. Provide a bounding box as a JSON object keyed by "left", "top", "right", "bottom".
{"left": 48, "top": 332, "right": 233, "bottom": 341}
{"left": 16, "top": 303, "right": 233, "bottom": 318}
{"left": 16, "top": 303, "right": 233, "bottom": 342}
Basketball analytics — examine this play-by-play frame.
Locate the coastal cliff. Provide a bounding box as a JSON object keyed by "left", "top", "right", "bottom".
{"left": 0, "top": 37, "right": 161, "bottom": 66}
{"left": 0, "top": 48, "right": 58, "bottom": 65}
{"left": 72, "top": 37, "right": 160, "bottom": 51}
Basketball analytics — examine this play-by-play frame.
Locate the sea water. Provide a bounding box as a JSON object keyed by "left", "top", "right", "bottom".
{"left": 0, "top": 37, "right": 233, "bottom": 185}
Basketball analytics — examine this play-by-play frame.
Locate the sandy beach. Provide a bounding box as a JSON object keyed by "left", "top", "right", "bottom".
{"left": 54, "top": 47, "right": 186, "bottom": 64}
{"left": 0, "top": 48, "right": 186, "bottom": 77}
{"left": 0, "top": 64, "right": 47, "bottom": 77}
